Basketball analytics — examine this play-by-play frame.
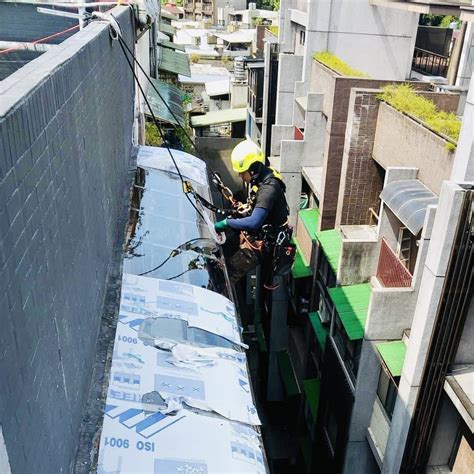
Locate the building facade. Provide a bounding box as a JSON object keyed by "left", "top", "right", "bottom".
{"left": 244, "top": 0, "right": 474, "bottom": 472}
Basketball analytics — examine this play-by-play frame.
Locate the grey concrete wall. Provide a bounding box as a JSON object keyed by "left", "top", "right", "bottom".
{"left": 373, "top": 103, "right": 456, "bottom": 195}
{"left": 451, "top": 69, "right": 474, "bottom": 182}
{"left": 383, "top": 182, "right": 468, "bottom": 473}
{"left": 0, "top": 9, "right": 135, "bottom": 473}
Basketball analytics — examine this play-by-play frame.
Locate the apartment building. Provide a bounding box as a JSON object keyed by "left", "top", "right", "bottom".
{"left": 245, "top": 0, "right": 474, "bottom": 472}
{"left": 184, "top": 0, "right": 246, "bottom": 25}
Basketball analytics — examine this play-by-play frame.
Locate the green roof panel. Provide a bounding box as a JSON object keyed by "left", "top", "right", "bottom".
{"left": 376, "top": 340, "right": 407, "bottom": 377}
{"left": 291, "top": 237, "right": 312, "bottom": 279}
{"left": 299, "top": 208, "right": 319, "bottom": 239}
{"left": 315, "top": 229, "right": 342, "bottom": 273}
{"left": 159, "top": 47, "right": 191, "bottom": 77}
{"left": 159, "top": 21, "right": 176, "bottom": 36}
{"left": 303, "top": 378, "right": 321, "bottom": 422}
{"left": 328, "top": 284, "right": 371, "bottom": 340}
{"left": 277, "top": 350, "right": 300, "bottom": 396}
{"left": 308, "top": 312, "right": 328, "bottom": 351}
{"left": 145, "top": 78, "right": 185, "bottom": 125}
{"left": 161, "top": 40, "right": 186, "bottom": 52}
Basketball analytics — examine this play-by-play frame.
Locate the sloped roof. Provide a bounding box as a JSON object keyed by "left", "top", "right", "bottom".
{"left": 159, "top": 46, "right": 191, "bottom": 76}
{"left": 190, "top": 107, "right": 246, "bottom": 127}
{"left": 145, "top": 78, "right": 185, "bottom": 125}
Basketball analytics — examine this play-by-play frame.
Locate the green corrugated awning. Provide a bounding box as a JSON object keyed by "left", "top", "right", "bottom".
{"left": 309, "top": 312, "right": 328, "bottom": 351}
{"left": 291, "top": 237, "right": 312, "bottom": 279}
{"left": 159, "top": 47, "right": 191, "bottom": 77}
{"left": 145, "top": 78, "right": 185, "bottom": 125}
{"left": 159, "top": 21, "right": 176, "bottom": 36}
{"left": 376, "top": 340, "right": 407, "bottom": 377}
{"left": 277, "top": 350, "right": 300, "bottom": 396}
{"left": 161, "top": 40, "right": 186, "bottom": 52}
{"left": 190, "top": 108, "right": 247, "bottom": 127}
{"left": 328, "top": 284, "right": 371, "bottom": 340}
{"left": 299, "top": 208, "right": 319, "bottom": 239}
{"left": 303, "top": 378, "right": 321, "bottom": 422}
{"left": 315, "top": 229, "right": 342, "bottom": 274}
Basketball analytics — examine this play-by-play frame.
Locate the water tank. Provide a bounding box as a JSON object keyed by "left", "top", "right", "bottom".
{"left": 234, "top": 56, "right": 246, "bottom": 82}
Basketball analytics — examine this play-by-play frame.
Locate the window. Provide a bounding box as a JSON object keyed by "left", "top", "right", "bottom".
{"left": 299, "top": 29, "right": 306, "bottom": 46}
{"left": 332, "top": 314, "right": 362, "bottom": 384}
{"left": 376, "top": 366, "right": 399, "bottom": 420}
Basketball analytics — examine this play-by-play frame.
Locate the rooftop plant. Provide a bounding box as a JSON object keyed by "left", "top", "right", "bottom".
{"left": 267, "top": 25, "right": 278, "bottom": 36}
{"left": 313, "top": 51, "right": 370, "bottom": 78}
{"left": 376, "top": 84, "right": 461, "bottom": 149}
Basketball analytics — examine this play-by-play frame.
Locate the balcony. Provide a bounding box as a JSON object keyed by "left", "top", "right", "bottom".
{"left": 376, "top": 238, "right": 413, "bottom": 288}
{"left": 412, "top": 47, "right": 449, "bottom": 77}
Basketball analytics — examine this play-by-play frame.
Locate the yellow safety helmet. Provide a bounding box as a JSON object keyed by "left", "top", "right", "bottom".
{"left": 231, "top": 139, "right": 264, "bottom": 173}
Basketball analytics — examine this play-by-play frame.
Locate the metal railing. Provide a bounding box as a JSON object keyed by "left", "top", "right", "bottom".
{"left": 376, "top": 238, "right": 413, "bottom": 288}
{"left": 412, "top": 47, "right": 449, "bottom": 77}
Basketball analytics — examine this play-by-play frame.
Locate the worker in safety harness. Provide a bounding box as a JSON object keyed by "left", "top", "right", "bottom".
{"left": 214, "top": 139, "right": 295, "bottom": 287}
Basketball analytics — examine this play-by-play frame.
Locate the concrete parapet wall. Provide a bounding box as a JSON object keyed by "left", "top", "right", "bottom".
{"left": 0, "top": 9, "right": 134, "bottom": 473}
{"left": 338, "top": 239, "right": 379, "bottom": 286}
{"left": 373, "top": 103, "right": 456, "bottom": 195}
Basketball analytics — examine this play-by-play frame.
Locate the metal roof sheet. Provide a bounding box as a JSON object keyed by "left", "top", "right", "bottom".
{"left": 145, "top": 78, "right": 185, "bottom": 125}
{"left": 159, "top": 21, "right": 176, "bottom": 36}
{"left": 100, "top": 407, "right": 266, "bottom": 473}
{"left": 380, "top": 179, "right": 438, "bottom": 235}
{"left": 214, "top": 30, "right": 256, "bottom": 43}
{"left": 328, "top": 284, "right": 372, "bottom": 340}
{"left": 159, "top": 46, "right": 191, "bottom": 76}
{"left": 190, "top": 107, "right": 247, "bottom": 127}
{"left": 315, "top": 229, "right": 342, "bottom": 274}
{"left": 205, "top": 78, "right": 230, "bottom": 96}
{"left": 376, "top": 340, "right": 407, "bottom": 377}
{"left": 137, "top": 145, "right": 208, "bottom": 185}
{"left": 160, "top": 40, "right": 186, "bottom": 51}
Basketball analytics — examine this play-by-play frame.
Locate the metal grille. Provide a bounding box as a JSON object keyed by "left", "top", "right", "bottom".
{"left": 376, "top": 238, "right": 413, "bottom": 288}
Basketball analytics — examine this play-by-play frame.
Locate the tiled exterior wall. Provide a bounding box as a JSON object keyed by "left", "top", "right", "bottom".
{"left": 0, "top": 10, "right": 134, "bottom": 473}
{"left": 336, "top": 90, "right": 384, "bottom": 226}
{"left": 311, "top": 61, "right": 434, "bottom": 230}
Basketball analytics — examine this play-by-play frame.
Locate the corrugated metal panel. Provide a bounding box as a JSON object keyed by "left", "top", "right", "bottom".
{"left": 160, "top": 40, "right": 186, "bottom": 51}
{"left": 328, "top": 284, "right": 372, "bottom": 340}
{"left": 159, "top": 46, "right": 191, "bottom": 77}
{"left": 145, "top": 78, "right": 184, "bottom": 125}
{"left": 380, "top": 179, "right": 438, "bottom": 235}
{"left": 190, "top": 107, "right": 247, "bottom": 127}
{"left": 376, "top": 340, "right": 407, "bottom": 377}
{"left": 159, "top": 21, "right": 176, "bottom": 36}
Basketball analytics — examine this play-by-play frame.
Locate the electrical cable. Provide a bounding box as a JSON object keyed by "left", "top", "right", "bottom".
{"left": 116, "top": 35, "right": 206, "bottom": 222}
{"left": 116, "top": 35, "right": 234, "bottom": 193}
{"left": 137, "top": 237, "right": 209, "bottom": 276}
{"left": 118, "top": 35, "right": 200, "bottom": 153}
{"left": 166, "top": 268, "right": 194, "bottom": 281}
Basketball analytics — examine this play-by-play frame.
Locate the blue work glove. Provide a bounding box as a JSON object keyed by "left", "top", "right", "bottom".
{"left": 214, "top": 218, "right": 228, "bottom": 232}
